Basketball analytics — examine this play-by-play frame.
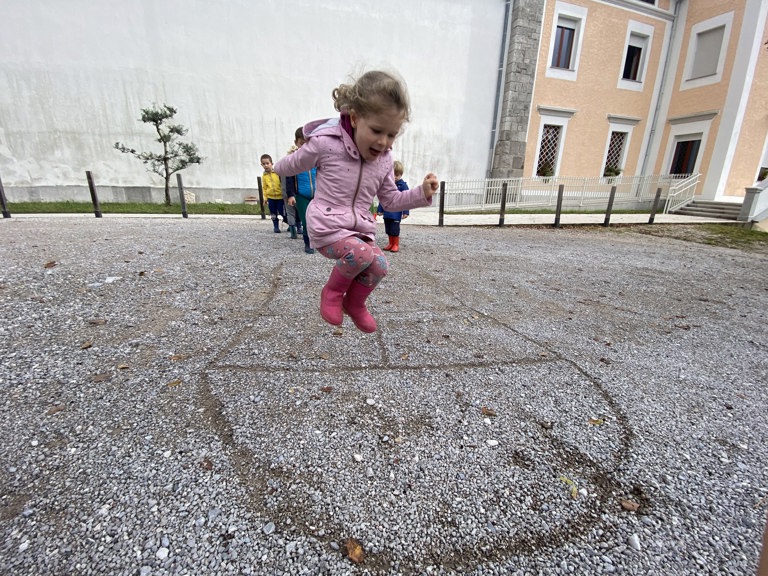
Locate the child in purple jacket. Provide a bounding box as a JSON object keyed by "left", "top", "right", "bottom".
{"left": 274, "top": 70, "right": 439, "bottom": 333}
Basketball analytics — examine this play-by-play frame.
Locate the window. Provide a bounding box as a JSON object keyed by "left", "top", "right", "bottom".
{"left": 546, "top": 3, "right": 588, "bottom": 81}
{"left": 604, "top": 132, "right": 627, "bottom": 176}
{"left": 603, "top": 116, "right": 639, "bottom": 177}
{"left": 535, "top": 106, "right": 575, "bottom": 178}
{"left": 552, "top": 22, "right": 576, "bottom": 69}
{"left": 618, "top": 22, "right": 653, "bottom": 91}
{"left": 664, "top": 113, "right": 716, "bottom": 177}
{"left": 623, "top": 44, "right": 642, "bottom": 80}
{"left": 670, "top": 139, "right": 701, "bottom": 175}
{"left": 681, "top": 12, "right": 733, "bottom": 90}
{"left": 690, "top": 26, "right": 724, "bottom": 79}
{"left": 537, "top": 125, "right": 562, "bottom": 177}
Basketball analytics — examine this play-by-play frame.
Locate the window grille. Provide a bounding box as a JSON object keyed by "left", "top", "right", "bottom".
{"left": 537, "top": 124, "right": 561, "bottom": 176}
{"left": 604, "top": 132, "right": 627, "bottom": 173}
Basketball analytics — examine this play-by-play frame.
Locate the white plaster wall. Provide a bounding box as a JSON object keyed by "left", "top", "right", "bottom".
{"left": 0, "top": 0, "right": 505, "bottom": 190}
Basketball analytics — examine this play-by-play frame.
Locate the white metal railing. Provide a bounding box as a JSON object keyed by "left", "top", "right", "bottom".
{"left": 663, "top": 174, "right": 700, "bottom": 213}
{"left": 441, "top": 174, "right": 700, "bottom": 213}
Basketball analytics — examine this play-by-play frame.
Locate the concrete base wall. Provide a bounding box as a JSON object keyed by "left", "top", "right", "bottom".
{"left": 6, "top": 186, "right": 259, "bottom": 205}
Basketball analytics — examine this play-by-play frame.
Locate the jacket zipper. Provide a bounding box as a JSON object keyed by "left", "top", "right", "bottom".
{"left": 351, "top": 158, "right": 363, "bottom": 229}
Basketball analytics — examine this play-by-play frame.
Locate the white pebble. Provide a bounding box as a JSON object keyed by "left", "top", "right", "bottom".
{"left": 628, "top": 533, "right": 641, "bottom": 551}
{"left": 353, "top": 454, "right": 363, "bottom": 462}
{"left": 156, "top": 547, "right": 169, "bottom": 560}
{"left": 366, "top": 398, "right": 375, "bottom": 405}
{"left": 486, "top": 439, "right": 499, "bottom": 447}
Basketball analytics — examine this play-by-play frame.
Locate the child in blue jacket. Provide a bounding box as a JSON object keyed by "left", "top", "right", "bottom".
{"left": 377, "top": 160, "right": 409, "bottom": 252}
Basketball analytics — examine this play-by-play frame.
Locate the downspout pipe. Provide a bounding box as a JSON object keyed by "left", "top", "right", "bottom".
{"left": 487, "top": 0, "right": 512, "bottom": 177}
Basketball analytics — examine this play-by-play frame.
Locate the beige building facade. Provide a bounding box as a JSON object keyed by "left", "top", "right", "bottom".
{"left": 494, "top": 0, "right": 768, "bottom": 202}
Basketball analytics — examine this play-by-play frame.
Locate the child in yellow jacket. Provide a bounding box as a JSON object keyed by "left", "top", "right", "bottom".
{"left": 261, "top": 154, "right": 284, "bottom": 233}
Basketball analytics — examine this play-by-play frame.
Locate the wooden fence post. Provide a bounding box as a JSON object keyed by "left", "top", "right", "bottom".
{"left": 648, "top": 187, "right": 663, "bottom": 224}
{"left": 0, "top": 173, "right": 10, "bottom": 218}
{"left": 498, "top": 182, "right": 507, "bottom": 227}
{"left": 85, "top": 171, "right": 102, "bottom": 218}
{"left": 176, "top": 173, "right": 188, "bottom": 218}
{"left": 438, "top": 181, "right": 445, "bottom": 227}
{"left": 257, "top": 176, "right": 266, "bottom": 219}
{"left": 553, "top": 184, "right": 565, "bottom": 228}
{"left": 603, "top": 185, "right": 617, "bottom": 227}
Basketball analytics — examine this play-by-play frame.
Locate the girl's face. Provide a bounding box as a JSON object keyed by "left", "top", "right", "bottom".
{"left": 350, "top": 106, "right": 405, "bottom": 162}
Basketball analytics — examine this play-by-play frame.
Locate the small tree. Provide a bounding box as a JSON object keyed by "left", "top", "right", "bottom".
{"left": 115, "top": 104, "right": 202, "bottom": 206}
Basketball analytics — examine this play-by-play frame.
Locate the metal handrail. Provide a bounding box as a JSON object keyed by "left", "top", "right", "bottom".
{"left": 663, "top": 174, "right": 700, "bottom": 213}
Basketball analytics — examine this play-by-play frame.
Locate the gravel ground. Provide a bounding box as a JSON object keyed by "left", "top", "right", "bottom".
{"left": 1, "top": 216, "right": 766, "bottom": 576}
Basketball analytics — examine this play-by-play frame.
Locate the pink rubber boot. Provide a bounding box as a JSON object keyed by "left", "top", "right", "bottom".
{"left": 342, "top": 281, "right": 377, "bottom": 333}
{"left": 320, "top": 267, "right": 353, "bottom": 326}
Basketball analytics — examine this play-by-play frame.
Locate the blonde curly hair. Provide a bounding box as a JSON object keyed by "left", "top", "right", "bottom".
{"left": 332, "top": 70, "right": 410, "bottom": 122}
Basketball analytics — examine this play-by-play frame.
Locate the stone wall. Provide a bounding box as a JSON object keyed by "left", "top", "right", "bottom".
{"left": 490, "top": 0, "right": 545, "bottom": 179}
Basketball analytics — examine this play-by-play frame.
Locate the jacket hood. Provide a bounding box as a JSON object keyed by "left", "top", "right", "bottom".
{"left": 304, "top": 116, "right": 360, "bottom": 160}
{"left": 304, "top": 117, "right": 340, "bottom": 138}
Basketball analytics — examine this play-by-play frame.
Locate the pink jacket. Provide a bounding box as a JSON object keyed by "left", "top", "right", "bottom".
{"left": 273, "top": 117, "right": 431, "bottom": 248}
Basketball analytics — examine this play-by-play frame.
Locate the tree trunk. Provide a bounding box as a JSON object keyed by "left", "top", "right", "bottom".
{"left": 163, "top": 152, "right": 171, "bottom": 206}
{"left": 164, "top": 175, "right": 171, "bottom": 206}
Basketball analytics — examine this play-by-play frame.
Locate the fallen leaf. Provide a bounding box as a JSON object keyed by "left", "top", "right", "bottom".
{"left": 559, "top": 476, "right": 579, "bottom": 499}
{"left": 332, "top": 328, "right": 343, "bottom": 336}
{"left": 138, "top": 271, "right": 146, "bottom": 277}
{"left": 481, "top": 407, "right": 497, "bottom": 417}
{"left": 44, "top": 261, "right": 57, "bottom": 269}
{"left": 88, "top": 318, "right": 107, "bottom": 326}
{"left": 200, "top": 457, "right": 213, "bottom": 471}
{"left": 599, "top": 357, "right": 612, "bottom": 365}
{"left": 288, "top": 351, "right": 297, "bottom": 359}
{"left": 588, "top": 417, "right": 605, "bottom": 426}
{"left": 47, "top": 405, "right": 65, "bottom": 415}
{"left": 345, "top": 538, "right": 365, "bottom": 564}
{"left": 167, "top": 379, "right": 182, "bottom": 387}
{"left": 117, "top": 364, "right": 130, "bottom": 370}
{"left": 92, "top": 373, "right": 112, "bottom": 383}
{"left": 80, "top": 341, "right": 93, "bottom": 350}
{"left": 320, "top": 386, "right": 333, "bottom": 393}
{"left": 400, "top": 353, "right": 409, "bottom": 360}
{"left": 169, "top": 354, "right": 185, "bottom": 361}
{"left": 319, "top": 353, "right": 330, "bottom": 360}
{"left": 620, "top": 499, "right": 640, "bottom": 512}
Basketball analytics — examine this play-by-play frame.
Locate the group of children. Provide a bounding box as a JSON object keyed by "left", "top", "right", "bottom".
{"left": 261, "top": 142, "right": 410, "bottom": 256}
{"left": 261, "top": 69, "right": 439, "bottom": 333}
{"left": 260, "top": 128, "right": 317, "bottom": 253}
